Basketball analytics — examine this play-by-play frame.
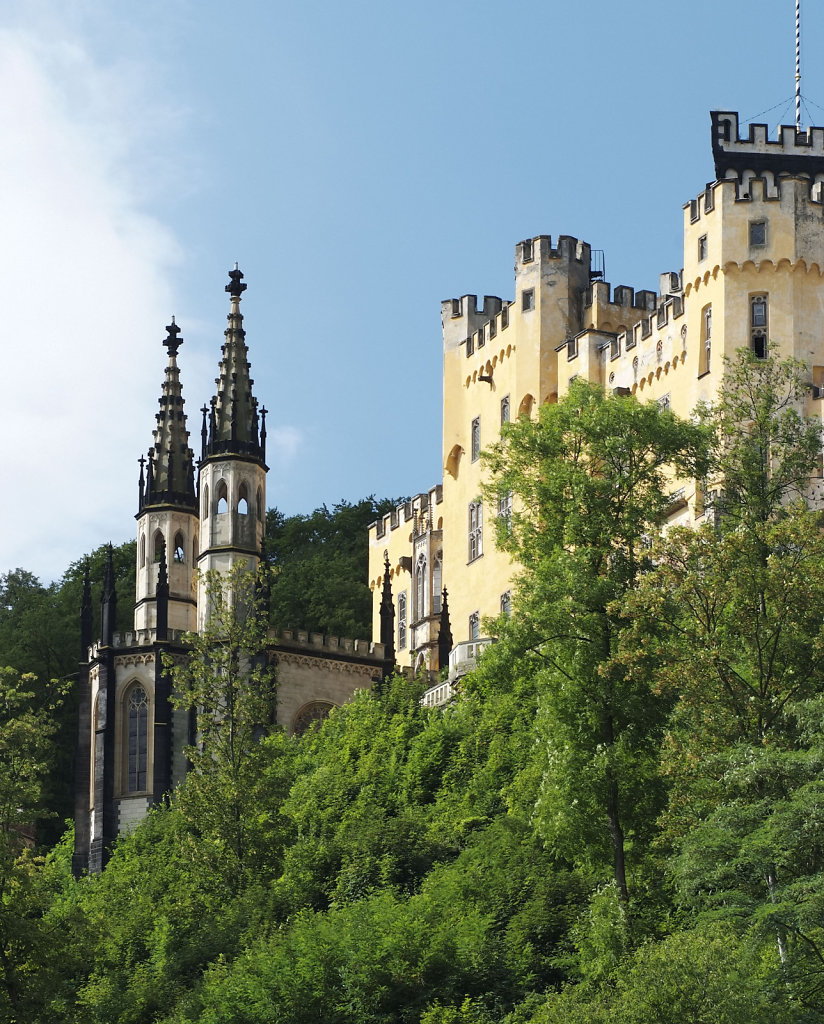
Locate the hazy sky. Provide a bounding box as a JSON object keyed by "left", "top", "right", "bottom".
{"left": 3, "top": 0, "right": 823, "bottom": 582}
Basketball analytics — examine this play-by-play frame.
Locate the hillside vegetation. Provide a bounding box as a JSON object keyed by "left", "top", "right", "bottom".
{"left": 1, "top": 357, "right": 824, "bottom": 1022}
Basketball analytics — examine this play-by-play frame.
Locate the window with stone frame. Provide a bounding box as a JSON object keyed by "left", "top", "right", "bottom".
{"left": 127, "top": 686, "right": 149, "bottom": 793}
{"left": 433, "top": 554, "right": 442, "bottom": 614}
{"left": 398, "top": 591, "right": 407, "bottom": 650}
{"left": 500, "top": 591, "right": 512, "bottom": 617}
{"left": 751, "top": 294, "right": 768, "bottom": 359}
{"left": 471, "top": 417, "right": 481, "bottom": 462}
{"left": 415, "top": 554, "right": 427, "bottom": 620}
{"left": 500, "top": 395, "right": 510, "bottom": 426}
{"left": 468, "top": 501, "right": 483, "bottom": 561}
{"left": 469, "top": 611, "right": 480, "bottom": 641}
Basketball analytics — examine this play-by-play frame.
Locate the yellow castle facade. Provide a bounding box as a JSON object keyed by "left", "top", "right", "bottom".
{"left": 368, "top": 110, "right": 824, "bottom": 685}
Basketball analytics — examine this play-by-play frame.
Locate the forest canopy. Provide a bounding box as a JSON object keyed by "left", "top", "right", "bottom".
{"left": 1, "top": 360, "right": 824, "bottom": 1022}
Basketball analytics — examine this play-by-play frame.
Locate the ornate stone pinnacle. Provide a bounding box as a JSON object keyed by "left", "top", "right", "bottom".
{"left": 226, "top": 264, "right": 247, "bottom": 298}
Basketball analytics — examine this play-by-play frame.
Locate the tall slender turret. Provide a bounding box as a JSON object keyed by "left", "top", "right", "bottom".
{"left": 197, "top": 267, "right": 267, "bottom": 628}
{"left": 134, "top": 319, "right": 198, "bottom": 633}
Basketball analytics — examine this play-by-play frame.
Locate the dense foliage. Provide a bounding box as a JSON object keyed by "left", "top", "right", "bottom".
{"left": 1, "top": 358, "right": 824, "bottom": 1020}
{"left": 265, "top": 497, "right": 404, "bottom": 638}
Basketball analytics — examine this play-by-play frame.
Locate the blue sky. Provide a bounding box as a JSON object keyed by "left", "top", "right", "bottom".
{"left": 3, "top": 0, "right": 824, "bottom": 582}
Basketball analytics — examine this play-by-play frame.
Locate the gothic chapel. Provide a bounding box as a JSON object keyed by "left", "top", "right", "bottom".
{"left": 72, "top": 268, "right": 388, "bottom": 876}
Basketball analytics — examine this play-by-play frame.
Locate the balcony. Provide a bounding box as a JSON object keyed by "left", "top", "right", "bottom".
{"left": 421, "top": 680, "right": 456, "bottom": 708}
{"left": 448, "top": 638, "right": 494, "bottom": 682}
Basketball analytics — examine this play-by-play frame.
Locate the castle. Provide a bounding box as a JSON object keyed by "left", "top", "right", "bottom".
{"left": 368, "top": 111, "right": 824, "bottom": 694}
{"left": 74, "top": 109, "right": 824, "bottom": 873}
{"left": 72, "top": 268, "right": 388, "bottom": 876}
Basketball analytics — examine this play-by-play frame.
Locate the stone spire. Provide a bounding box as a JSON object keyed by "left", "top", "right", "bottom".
{"left": 379, "top": 552, "right": 396, "bottom": 675}
{"left": 437, "top": 588, "right": 453, "bottom": 673}
{"left": 139, "top": 318, "right": 196, "bottom": 513}
{"left": 202, "top": 266, "right": 265, "bottom": 465}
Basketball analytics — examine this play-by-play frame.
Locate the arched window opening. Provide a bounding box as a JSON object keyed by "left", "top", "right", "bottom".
{"left": 153, "top": 531, "right": 164, "bottom": 563}
{"left": 139, "top": 534, "right": 146, "bottom": 568}
{"left": 127, "top": 686, "right": 149, "bottom": 793}
{"left": 237, "top": 482, "right": 249, "bottom": 515}
{"left": 173, "top": 532, "right": 185, "bottom": 563}
{"left": 292, "top": 701, "right": 335, "bottom": 737}
{"left": 433, "top": 554, "right": 442, "bottom": 614}
{"left": 518, "top": 394, "right": 534, "bottom": 419}
{"left": 217, "top": 480, "right": 228, "bottom": 515}
{"left": 415, "top": 554, "right": 427, "bottom": 620}
{"left": 202, "top": 483, "right": 209, "bottom": 519}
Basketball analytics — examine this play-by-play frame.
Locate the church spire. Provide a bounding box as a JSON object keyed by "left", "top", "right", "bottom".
{"left": 201, "top": 266, "right": 265, "bottom": 465}
{"left": 139, "top": 318, "right": 196, "bottom": 513}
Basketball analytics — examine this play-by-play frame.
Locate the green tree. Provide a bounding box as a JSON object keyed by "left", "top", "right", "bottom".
{"left": 629, "top": 352, "right": 824, "bottom": 1007}
{"left": 483, "top": 381, "right": 708, "bottom": 909}
{"left": 0, "top": 668, "right": 67, "bottom": 1021}
{"left": 166, "top": 564, "right": 280, "bottom": 891}
{"left": 264, "top": 496, "right": 403, "bottom": 638}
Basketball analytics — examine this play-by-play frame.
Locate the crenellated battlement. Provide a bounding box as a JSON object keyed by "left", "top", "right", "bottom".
{"left": 515, "top": 234, "right": 591, "bottom": 267}
{"left": 273, "top": 628, "right": 386, "bottom": 662}
{"left": 584, "top": 280, "right": 658, "bottom": 313}
{"left": 369, "top": 486, "right": 443, "bottom": 540}
{"left": 712, "top": 110, "right": 824, "bottom": 183}
{"left": 87, "top": 627, "right": 190, "bottom": 660}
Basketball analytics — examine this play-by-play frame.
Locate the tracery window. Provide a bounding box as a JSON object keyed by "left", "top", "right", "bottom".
{"left": 127, "top": 686, "right": 149, "bottom": 793}
{"left": 415, "top": 554, "right": 427, "bottom": 620}
{"left": 469, "top": 611, "right": 480, "bottom": 641}
{"left": 500, "top": 395, "right": 510, "bottom": 425}
{"left": 173, "top": 532, "right": 185, "bottom": 563}
{"left": 292, "top": 701, "right": 335, "bottom": 737}
{"left": 500, "top": 591, "right": 512, "bottom": 617}
{"left": 433, "top": 554, "right": 442, "bottom": 615}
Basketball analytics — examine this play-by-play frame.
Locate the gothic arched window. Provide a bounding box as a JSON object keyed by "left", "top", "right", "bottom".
{"left": 173, "top": 532, "right": 185, "bottom": 563}
{"left": 292, "top": 701, "right": 335, "bottom": 737}
{"left": 153, "top": 531, "right": 164, "bottom": 563}
{"left": 433, "top": 553, "right": 442, "bottom": 614}
{"left": 217, "top": 480, "right": 228, "bottom": 515}
{"left": 127, "top": 686, "right": 149, "bottom": 793}
{"left": 202, "top": 483, "right": 210, "bottom": 519}
{"left": 237, "top": 482, "right": 249, "bottom": 515}
{"left": 415, "top": 554, "right": 427, "bottom": 620}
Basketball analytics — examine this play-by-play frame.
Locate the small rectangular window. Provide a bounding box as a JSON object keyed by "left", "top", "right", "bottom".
{"left": 498, "top": 490, "right": 512, "bottom": 523}
{"left": 489, "top": 318, "right": 497, "bottom": 339}
{"left": 471, "top": 417, "right": 481, "bottom": 462}
{"left": 700, "top": 304, "right": 712, "bottom": 376}
{"left": 522, "top": 289, "right": 534, "bottom": 312}
{"left": 522, "top": 239, "right": 533, "bottom": 263}
{"left": 500, "top": 395, "right": 510, "bottom": 425}
{"left": 567, "top": 337, "right": 578, "bottom": 360}
{"left": 657, "top": 393, "right": 671, "bottom": 411}
{"left": 501, "top": 305, "right": 509, "bottom": 329}
{"left": 466, "top": 335, "right": 474, "bottom": 356}
{"left": 698, "top": 234, "right": 708, "bottom": 261}
{"left": 750, "top": 221, "right": 767, "bottom": 247}
{"left": 477, "top": 328, "right": 485, "bottom": 349}
{"left": 500, "top": 591, "right": 511, "bottom": 617}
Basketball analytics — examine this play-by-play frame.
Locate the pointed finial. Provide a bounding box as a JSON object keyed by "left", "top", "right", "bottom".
{"left": 164, "top": 316, "right": 183, "bottom": 357}
{"left": 226, "top": 265, "right": 247, "bottom": 298}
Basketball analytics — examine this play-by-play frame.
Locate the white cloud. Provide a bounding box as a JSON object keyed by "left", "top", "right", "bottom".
{"left": 268, "top": 426, "right": 303, "bottom": 465}
{"left": 0, "top": 14, "right": 184, "bottom": 582}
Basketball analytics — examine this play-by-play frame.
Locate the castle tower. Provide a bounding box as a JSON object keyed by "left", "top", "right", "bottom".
{"left": 196, "top": 266, "right": 267, "bottom": 628}
{"left": 134, "top": 319, "right": 199, "bottom": 633}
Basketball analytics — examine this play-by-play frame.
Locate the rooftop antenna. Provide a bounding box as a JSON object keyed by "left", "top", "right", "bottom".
{"left": 795, "top": 0, "right": 802, "bottom": 130}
